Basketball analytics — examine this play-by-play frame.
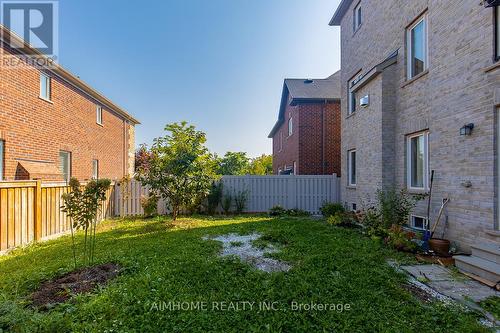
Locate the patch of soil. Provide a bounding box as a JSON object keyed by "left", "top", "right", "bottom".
{"left": 31, "top": 263, "right": 121, "bottom": 309}
{"left": 402, "top": 283, "right": 435, "bottom": 303}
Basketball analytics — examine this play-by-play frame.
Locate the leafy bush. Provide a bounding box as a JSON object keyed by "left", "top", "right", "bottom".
{"left": 320, "top": 202, "right": 345, "bottom": 217}
{"left": 234, "top": 190, "right": 249, "bottom": 214}
{"left": 206, "top": 182, "right": 223, "bottom": 215}
{"left": 141, "top": 193, "right": 159, "bottom": 217}
{"left": 384, "top": 225, "right": 418, "bottom": 253}
{"left": 327, "top": 211, "right": 359, "bottom": 228}
{"left": 269, "top": 205, "right": 286, "bottom": 216}
{"left": 377, "top": 188, "right": 424, "bottom": 229}
{"left": 221, "top": 192, "right": 232, "bottom": 214}
{"left": 358, "top": 207, "right": 385, "bottom": 238}
{"left": 286, "top": 208, "right": 310, "bottom": 217}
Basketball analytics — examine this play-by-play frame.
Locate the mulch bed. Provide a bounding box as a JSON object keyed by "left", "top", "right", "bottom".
{"left": 31, "top": 263, "right": 121, "bottom": 309}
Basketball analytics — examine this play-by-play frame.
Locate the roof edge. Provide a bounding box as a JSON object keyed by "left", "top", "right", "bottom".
{"left": 329, "top": 0, "right": 354, "bottom": 26}
{"left": 0, "top": 25, "right": 140, "bottom": 125}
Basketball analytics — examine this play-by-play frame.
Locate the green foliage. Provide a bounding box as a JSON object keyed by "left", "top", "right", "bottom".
{"left": 327, "top": 211, "right": 359, "bottom": 228}
{"left": 206, "top": 182, "right": 223, "bottom": 215}
{"left": 320, "top": 202, "right": 345, "bottom": 217}
{"left": 377, "top": 188, "right": 424, "bottom": 229}
{"left": 269, "top": 205, "right": 310, "bottom": 217}
{"left": 269, "top": 205, "right": 286, "bottom": 216}
{"left": 221, "top": 192, "right": 232, "bottom": 214}
{"left": 216, "top": 152, "right": 250, "bottom": 175}
{"left": 358, "top": 207, "right": 385, "bottom": 238}
{"left": 136, "top": 122, "right": 218, "bottom": 220}
{"left": 384, "top": 225, "right": 418, "bottom": 253}
{"left": 60, "top": 178, "right": 111, "bottom": 268}
{"left": 140, "top": 193, "right": 159, "bottom": 217}
{"left": 233, "top": 190, "right": 249, "bottom": 214}
{"left": 0, "top": 216, "right": 487, "bottom": 332}
{"left": 480, "top": 296, "right": 500, "bottom": 320}
{"left": 247, "top": 154, "right": 273, "bottom": 175}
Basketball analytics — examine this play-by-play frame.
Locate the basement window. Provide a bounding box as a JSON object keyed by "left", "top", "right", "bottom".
{"left": 407, "top": 14, "right": 428, "bottom": 79}
{"left": 40, "top": 73, "right": 51, "bottom": 101}
{"left": 348, "top": 149, "right": 356, "bottom": 186}
{"left": 411, "top": 215, "right": 428, "bottom": 230}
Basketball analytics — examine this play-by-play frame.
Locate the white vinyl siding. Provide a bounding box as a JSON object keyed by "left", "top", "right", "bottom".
{"left": 348, "top": 150, "right": 356, "bottom": 186}
{"left": 407, "top": 132, "right": 429, "bottom": 190}
{"left": 40, "top": 73, "right": 51, "bottom": 101}
{"left": 407, "top": 15, "right": 428, "bottom": 79}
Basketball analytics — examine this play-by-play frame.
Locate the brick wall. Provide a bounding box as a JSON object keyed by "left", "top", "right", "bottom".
{"left": 272, "top": 97, "right": 341, "bottom": 175}
{"left": 337, "top": 0, "right": 500, "bottom": 250}
{"left": 0, "top": 43, "right": 136, "bottom": 181}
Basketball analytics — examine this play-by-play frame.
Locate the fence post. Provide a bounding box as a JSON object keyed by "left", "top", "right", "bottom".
{"left": 34, "top": 179, "right": 42, "bottom": 241}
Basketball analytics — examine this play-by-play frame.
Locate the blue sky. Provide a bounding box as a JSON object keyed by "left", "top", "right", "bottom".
{"left": 59, "top": 0, "right": 341, "bottom": 157}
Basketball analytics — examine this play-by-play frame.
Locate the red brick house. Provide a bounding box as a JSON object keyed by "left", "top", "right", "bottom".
{"left": 0, "top": 26, "right": 139, "bottom": 182}
{"left": 268, "top": 71, "right": 341, "bottom": 175}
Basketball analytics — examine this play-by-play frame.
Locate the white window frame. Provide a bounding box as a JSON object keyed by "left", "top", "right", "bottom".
{"left": 59, "top": 151, "right": 72, "bottom": 183}
{"left": 39, "top": 73, "right": 51, "bottom": 101}
{"left": 0, "top": 140, "right": 4, "bottom": 181}
{"left": 96, "top": 105, "right": 103, "bottom": 125}
{"left": 293, "top": 161, "right": 297, "bottom": 175}
{"left": 353, "top": 2, "right": 362, "bottom": 32}
{"left": 406, "top": 14, "right": 428, "bottom": 79}
{"left": 92, "top": 159, "right": 99, "bottom": 179}
{"left": 406, "top": 131, "right": 429, "bottom": 191}
{"left": 288, "top": 117, "right": 293, "bottom": 136}
{"left": 348, "top": 149, "right": 356, "bottom": 187}
{"left": 410, "top": 215, "right": 428, "bottom": 231}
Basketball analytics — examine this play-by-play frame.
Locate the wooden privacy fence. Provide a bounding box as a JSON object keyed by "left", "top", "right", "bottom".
{"left": 114, "top": 175, "right": 340, "bottom": 217}
{"left": 0, "top": 180, "right": 115, "bottom": 251}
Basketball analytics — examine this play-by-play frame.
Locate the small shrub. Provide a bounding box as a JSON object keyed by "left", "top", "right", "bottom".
{"left": 206, "top": 182, "right": 223, "bottom": 215}
{"left": 286, "top": 208, "right": 310, "bottom": 217}
{"left": 234, "top": 190, "right": 249, "bottom": 214}
{"left": 320, "top": 202, "right": 345, "bottom": 217}
{"left": 269, "top": 205, "right": 286, "bottom": 216}
{"left": 221, "top": 192, "right": 232, "bottom": 214}
{"left": 358, "top": 207, "right": 385, "bottom": 237}
{"left": 328, "top": 211, "right": 359, "bottom": 228}
{"left": 377, "top": 188, "right": 425, "bottom": 229}
{"left": 140, "top": 193, "right": 159, "bottom": 217}
{"left": 384, "top": 225, "right": 418, "bottom": 253}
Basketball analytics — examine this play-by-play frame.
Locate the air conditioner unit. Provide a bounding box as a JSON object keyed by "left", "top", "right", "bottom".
{"left": 360, "top": 95, "right": 369, "bottom": 107}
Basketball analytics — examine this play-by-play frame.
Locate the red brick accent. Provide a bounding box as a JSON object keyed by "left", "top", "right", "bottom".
{"left": 272, "top": 100, "right": 341, "bottom": 175}
{"left": 0, "top": 44, "right": 135, "bottom": 181}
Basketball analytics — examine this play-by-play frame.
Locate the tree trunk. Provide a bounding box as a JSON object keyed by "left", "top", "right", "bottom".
{"left": 172, "top": 206, "right": 178, "bottom": 221}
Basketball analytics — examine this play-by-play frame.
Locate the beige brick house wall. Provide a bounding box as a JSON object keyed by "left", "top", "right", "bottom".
{"left": 336, "top": 0, "right": 500, "bottom": 250}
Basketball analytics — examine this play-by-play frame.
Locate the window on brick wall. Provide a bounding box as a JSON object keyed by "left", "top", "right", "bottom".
{"left": 92, "top": 159, "right": 99, "bottom": 179}
{"left": 40, "top": 73, "right": 51, "bottom": 101}
{"left": 353, "top": 2, "right": 362, "bottom": 32}
{"left": 0, "top": 140, "right": 4, "bottom": 181}
{"left": 496, "top": 6, "right": 499, "bottom": 61}
{"left": 348, "top": 149, "right": 356, "bottom": 186}
{"left": 59, "top": 151, "right": 71, "bottom": 182}
{"left": 407, "top": 131, "right": 429, "bottom": 190}
{"left": 96, "top": 106, "right": 103, "bottom": 125}
{"left": 288, "top": 117, "right": 293, "bottom": 136}
{"left": 410, "top": 215, "right": 428, "bottom": 230}
{"left": 348, "top": 79, "right": 356, "bottom": 115}
{"left": 407, "top": 14, "right": 428, "bottom": 79}
{"left": 293, "top": 161, "right": 297, "bottom": 175}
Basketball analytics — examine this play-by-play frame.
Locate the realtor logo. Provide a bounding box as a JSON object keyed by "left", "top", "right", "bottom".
{"left": 1, "top": 0, "right": 58, "bottom": 60}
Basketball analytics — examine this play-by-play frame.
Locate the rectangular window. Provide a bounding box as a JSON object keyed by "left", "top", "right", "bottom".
{"left": 353, "top": 2, "right": 362, "bottom": 32}
{"left": 348, "top": 80, "right": 356, "bottom": 115}
{"left": 496, "top": 6, "right": 499, "bottom": 60}
{"left": 293, "top": 161, "right": 297, "bottom": 175}
{"left": 59, "top": 151, "right": 71, "bottom": 182}
{"left": 40, "top": 73, "right": 51, "bottom": 101}
{"left": 411, "top": 215, "right": 428, "bottom": 230}
{"left": 407, "top": 132, "right": 429, "bottom": 190}
{"left": 0, "top": 140, "right": 4, "bottom": 181}
{"left": 92, "top": 159, "right": 99, "bottom": 179}
{"left": 288, "top": 117, "right": 293, "bottom": 136}
{"left": 348, "top": 149, "right": 356, "bottom": 186}
{"left": 407, "top": 15, "right": 428, "bottom": 79}
{"left": 96, "top": 106, "right": 103, "bottom": 125}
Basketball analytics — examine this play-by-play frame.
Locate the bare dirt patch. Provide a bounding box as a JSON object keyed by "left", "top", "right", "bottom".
{"left": 204, "top": 233, "right": 291, "bottom": 273}
{"left": 31, "top": 263, "right": 121, "bottom": 309}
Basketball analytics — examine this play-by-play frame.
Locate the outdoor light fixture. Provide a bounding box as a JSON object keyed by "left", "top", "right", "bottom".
{"left": 460, "top": 123, "right": 474, "bottom": 136}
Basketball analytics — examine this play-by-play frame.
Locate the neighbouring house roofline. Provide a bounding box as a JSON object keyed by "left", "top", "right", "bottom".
{"left": 329, "top": 0, "right": 354, "bottom": 26}
{"left": 268, "top": 71, "right": 341, "bottom": 138}
{"left": 350, "top": 50, "right": 398, "bottom": 93}
{"left": 0, "top": 25, "right": 140, "bottom": 125}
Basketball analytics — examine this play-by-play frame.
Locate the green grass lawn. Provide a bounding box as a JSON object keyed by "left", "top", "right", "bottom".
{"left": 0, "top": 215, "right": 492, "bottom": 332}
